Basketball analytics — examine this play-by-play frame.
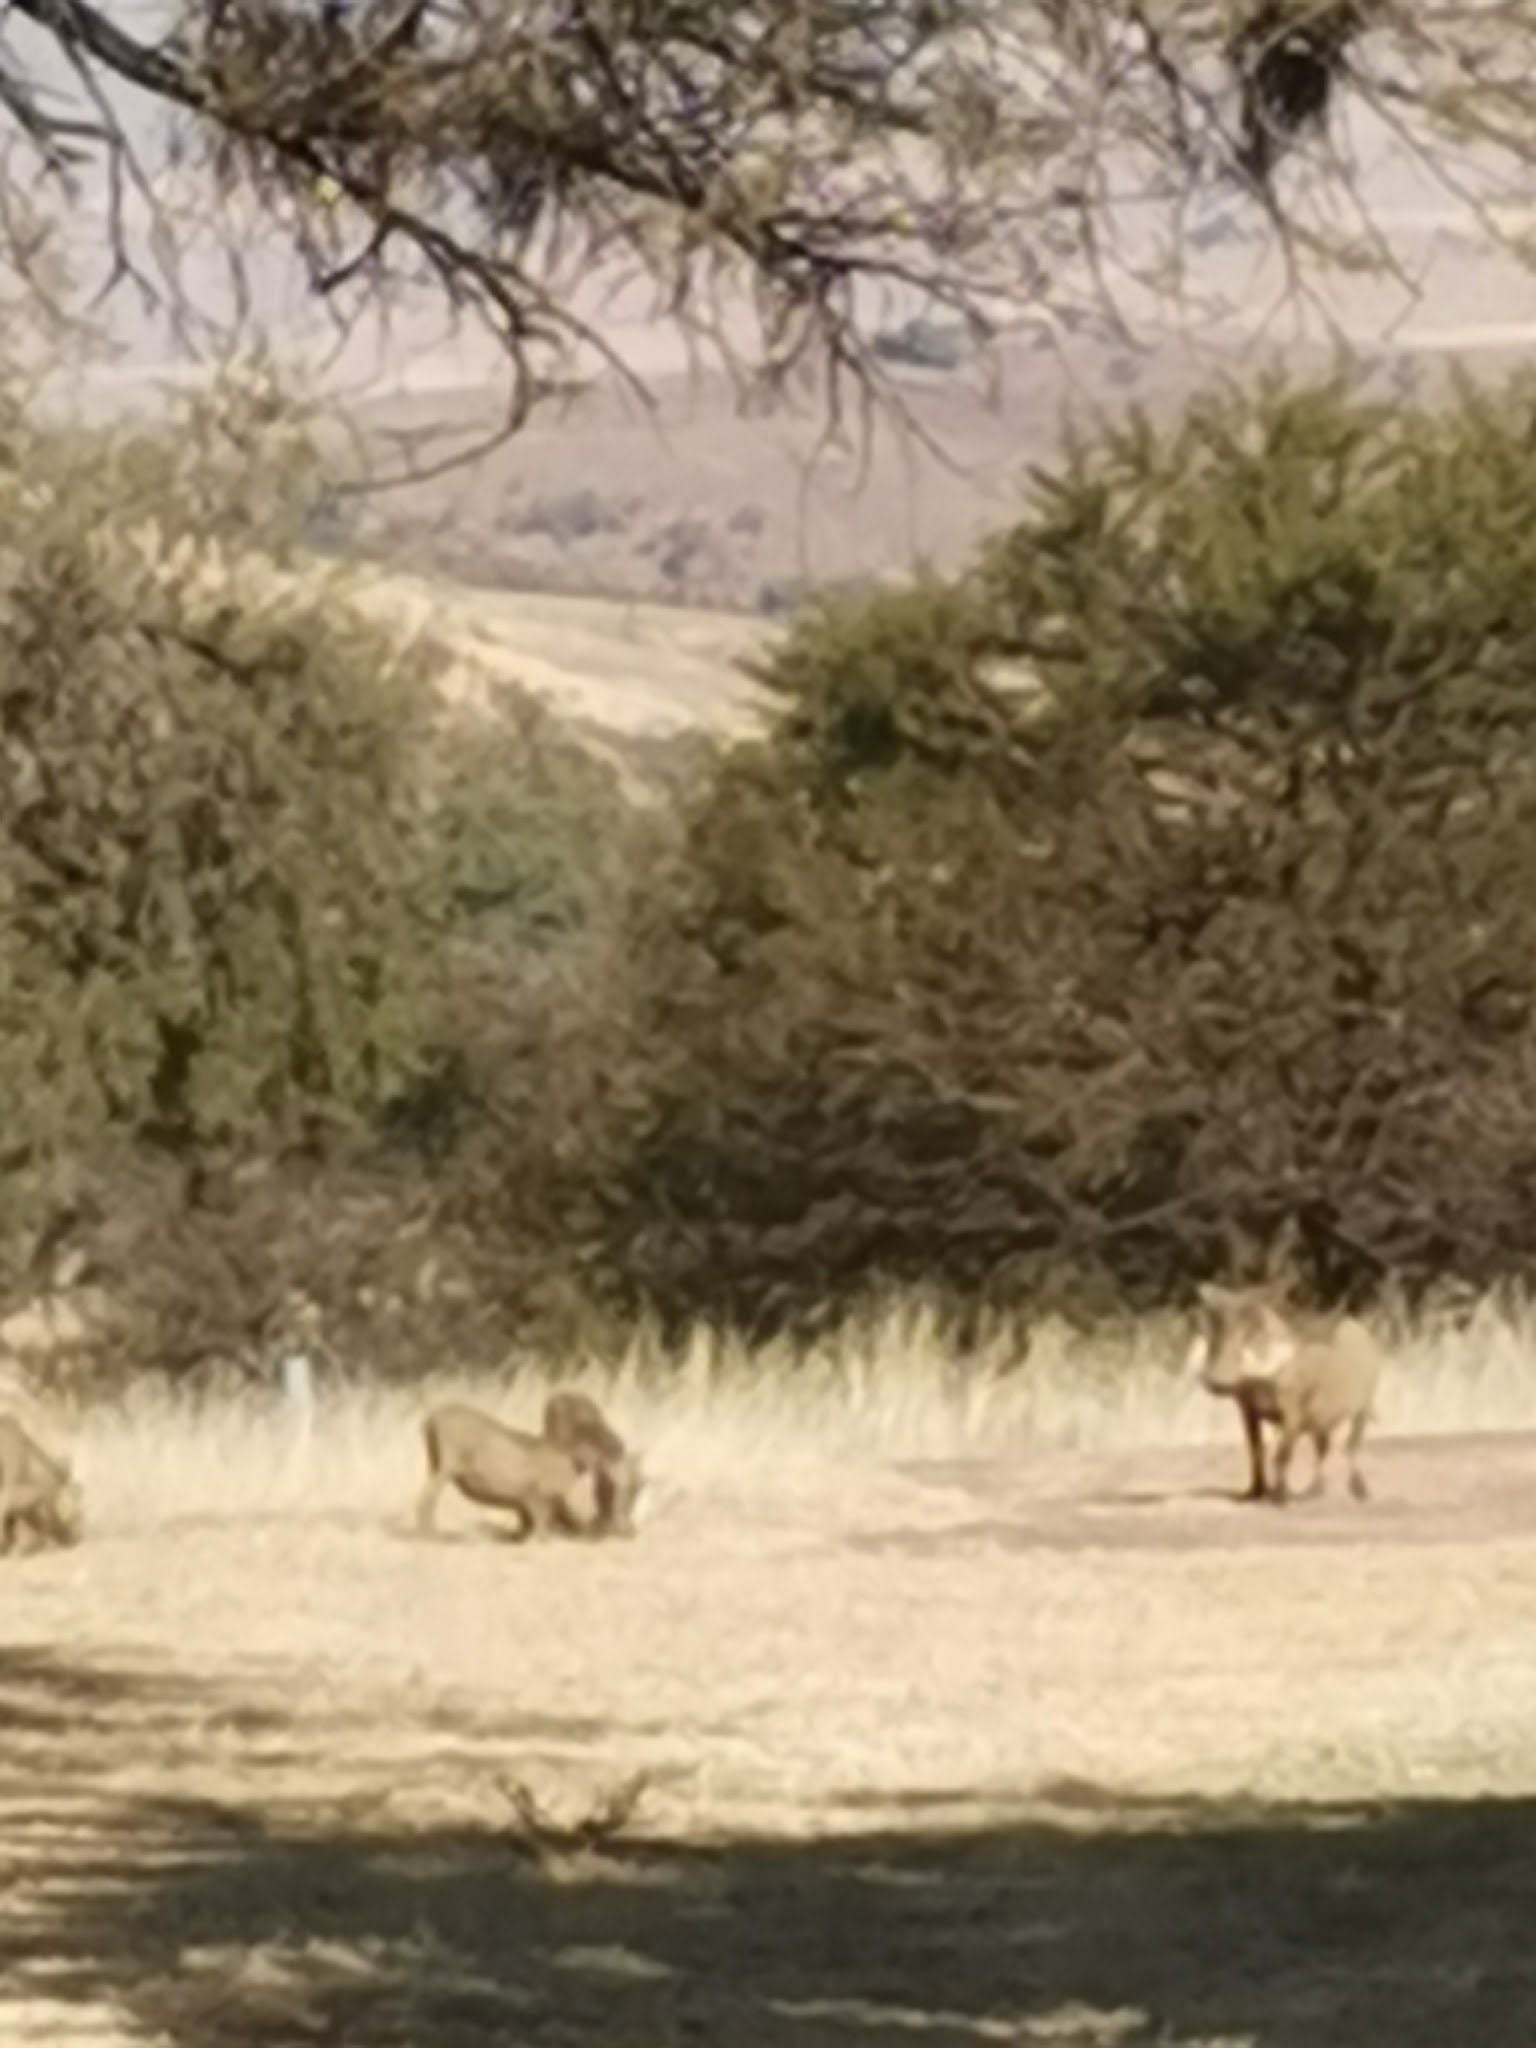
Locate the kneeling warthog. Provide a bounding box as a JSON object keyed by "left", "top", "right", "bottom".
{"left": 416, "top": 1403, "right": 601, "bottom": 1541}
{"left": 1193, "top": 1281, "right": 1383, "bottom": 1505}
{"left": 0, "top": 1413, "right": 84, "bottom": 1555}
{"left": 542, "top": 1389, "right": 643, "bottom": 1537}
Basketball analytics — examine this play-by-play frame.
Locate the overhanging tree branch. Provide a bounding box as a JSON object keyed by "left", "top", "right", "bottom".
{"left": 0, "top": 2, "right": 1530, "bottom": 445}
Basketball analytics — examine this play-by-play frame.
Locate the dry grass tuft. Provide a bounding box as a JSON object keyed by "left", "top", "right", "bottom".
{"left": 4, "top": 1293, "right": 1536, "bottom": 2044}
{"left": 502, "top": 1768, "right": 655, "bottom": 1863}
{"left": 27, "top": 1285, "right": 1536, "bottom": 1532}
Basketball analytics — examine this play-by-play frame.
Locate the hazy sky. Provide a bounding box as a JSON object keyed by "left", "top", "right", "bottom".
{"left": 13, "top": 5, "right": 1536, "bottom": 415}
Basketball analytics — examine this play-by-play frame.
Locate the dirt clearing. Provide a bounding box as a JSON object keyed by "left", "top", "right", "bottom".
{"left": 2, "top": 1380, "right": 1536, "bottom": 2048}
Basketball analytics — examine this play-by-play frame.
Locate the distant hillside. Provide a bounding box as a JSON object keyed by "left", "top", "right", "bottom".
{"left": 322, "top": 321, "right": 1536, "bottom": 794}
{"left": 350, "top": 567, "right": 774, "bottom": 799}
{"left": 338, "top": 328, "right": 1536, "bottom": 615}
{"left": 131, "top": 531, "right": 774, "bottom": 803}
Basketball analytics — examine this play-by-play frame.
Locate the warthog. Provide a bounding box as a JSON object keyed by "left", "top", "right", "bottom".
{"left": 542, "top": 1389, "right": 643, "bottom": 1537}
{"left": 1192, "top": 1281, "right": 1383, "bottom": 1505}
{"left": 416, "top": 1402, "right": 601, "bottom": 1541}
{"left": 0, "top": 1413, "right": 84, "bottom": 1555}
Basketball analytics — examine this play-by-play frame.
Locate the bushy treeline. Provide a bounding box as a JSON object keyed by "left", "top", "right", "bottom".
{"left": 13, "top": 361, "right": 1536, "bottom": 1383}
{"left": 504, "top": 369, "right": 1536, "bottom": 1333}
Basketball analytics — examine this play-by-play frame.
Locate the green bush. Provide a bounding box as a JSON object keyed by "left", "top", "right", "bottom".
{"left": 428, "top": 681, "right": 631, "bottom": 957}
{"left": 527, "top": 370, "right": 1536, "bottom": 1331}
{"left": 0, "top": 375, "right": 448, "bottom": 1177}
{"left": 0, "top": 361, "right": 649, "bottom": 1368}
{"left": 0, "top": 363, "right": 456, "bottom": 1303}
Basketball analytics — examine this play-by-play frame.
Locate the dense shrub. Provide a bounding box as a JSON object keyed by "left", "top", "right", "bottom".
{"left": 428, "top": 681, "right": 632, "bottom": 959}
{"left": 32, "top": 360, "right": 1536, "bottom": 1375}
{"left": 0, "top": 362, "right": 639, "bottom": 1372}
{"left": 0, "top": 366, "right": 447, "bottom": 1214}
{"left": 528, "top": 371, "right": 1536, "bottom": 1331}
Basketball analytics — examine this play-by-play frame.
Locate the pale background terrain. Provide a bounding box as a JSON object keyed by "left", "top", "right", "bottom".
{"left": 5, "top": 30, "right": 1536, "bottom": 2043}
{"left": 4, "top": 1312, "right": 1536, "bottom": 2046}
{"left": 27, "top": 6, "right": 1536, "bottom": 612}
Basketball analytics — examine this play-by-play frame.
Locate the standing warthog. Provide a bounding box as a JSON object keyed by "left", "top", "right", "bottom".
{"left": 1192, "top": 1281, "right": 1383, "bottom": 1506}
{"left": 416, "top": 1403, "right": 601, "bottom": 1541}
{"left": 542, "top": 1389, "right": 644, "bottom": 1537}
{"left": 0, "top": 1413, "right": 84, "bottom": 1555}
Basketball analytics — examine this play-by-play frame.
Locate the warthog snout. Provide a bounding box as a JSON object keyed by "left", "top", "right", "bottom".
{"left": 1194, "top": 1283, "right": 1296, "bottom": 1394}
{"left": 543, "top": 1391, "right": 643, "bottom": 1540}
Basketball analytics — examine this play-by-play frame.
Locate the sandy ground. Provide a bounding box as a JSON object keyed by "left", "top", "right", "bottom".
{"left": 348, "top": 566, "right": 774, "bottom": 792}
{"left": 5, "top": 1413, "right": 1536, "bottom": 2047}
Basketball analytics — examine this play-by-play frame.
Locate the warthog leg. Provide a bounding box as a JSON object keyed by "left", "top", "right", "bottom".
{"left": 415, "top": 1472, "right": 445, "bottom": 1536}
{"left": 523, "top": 1493, "right": 568, "bottom": 1539}
{"left": 1269, "top": 1420, "right": 1302, "bottom": 1506}
{"left": 1238, "top": 1396, "right": 1269, "bottom": 1501}
{"left": 1302, "top": 1425, "right": 1333, "bottom": 1500}
{"left": 1345, "top": 1412, "right": 1370, "bottom": 1501}
{"left": 499, "top": 1500, "right": 537, "bottom": 1541}
{"left": 0, "top": 1499, "right": 59, "bottom": 1556}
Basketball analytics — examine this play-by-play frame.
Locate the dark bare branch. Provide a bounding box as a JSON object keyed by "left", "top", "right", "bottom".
{"left": 0, "top": 2, "right": 1527, "bottom": 441}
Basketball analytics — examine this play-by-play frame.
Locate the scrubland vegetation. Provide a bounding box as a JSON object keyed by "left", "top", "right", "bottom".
{"left": 8, "top": 351, "right": 1536, "bottom": 2048}
{"left": 9, "top": 357, "right": 1536, "bottom": 1407}
{"left": 14, "top": 8, "right": 1536, "bottom": 2039}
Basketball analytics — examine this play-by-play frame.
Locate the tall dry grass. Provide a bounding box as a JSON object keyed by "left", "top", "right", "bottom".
{"left": 15, "top": 1286, "right": 1534, "bottom": 1534}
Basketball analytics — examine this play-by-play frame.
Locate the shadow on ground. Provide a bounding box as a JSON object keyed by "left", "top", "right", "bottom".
{"left": 870, "top": 1432, "right": 1536, "bottom": 1555}
{"left": 3, "top": 1648, "right": 1534, "bottom": 2047}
